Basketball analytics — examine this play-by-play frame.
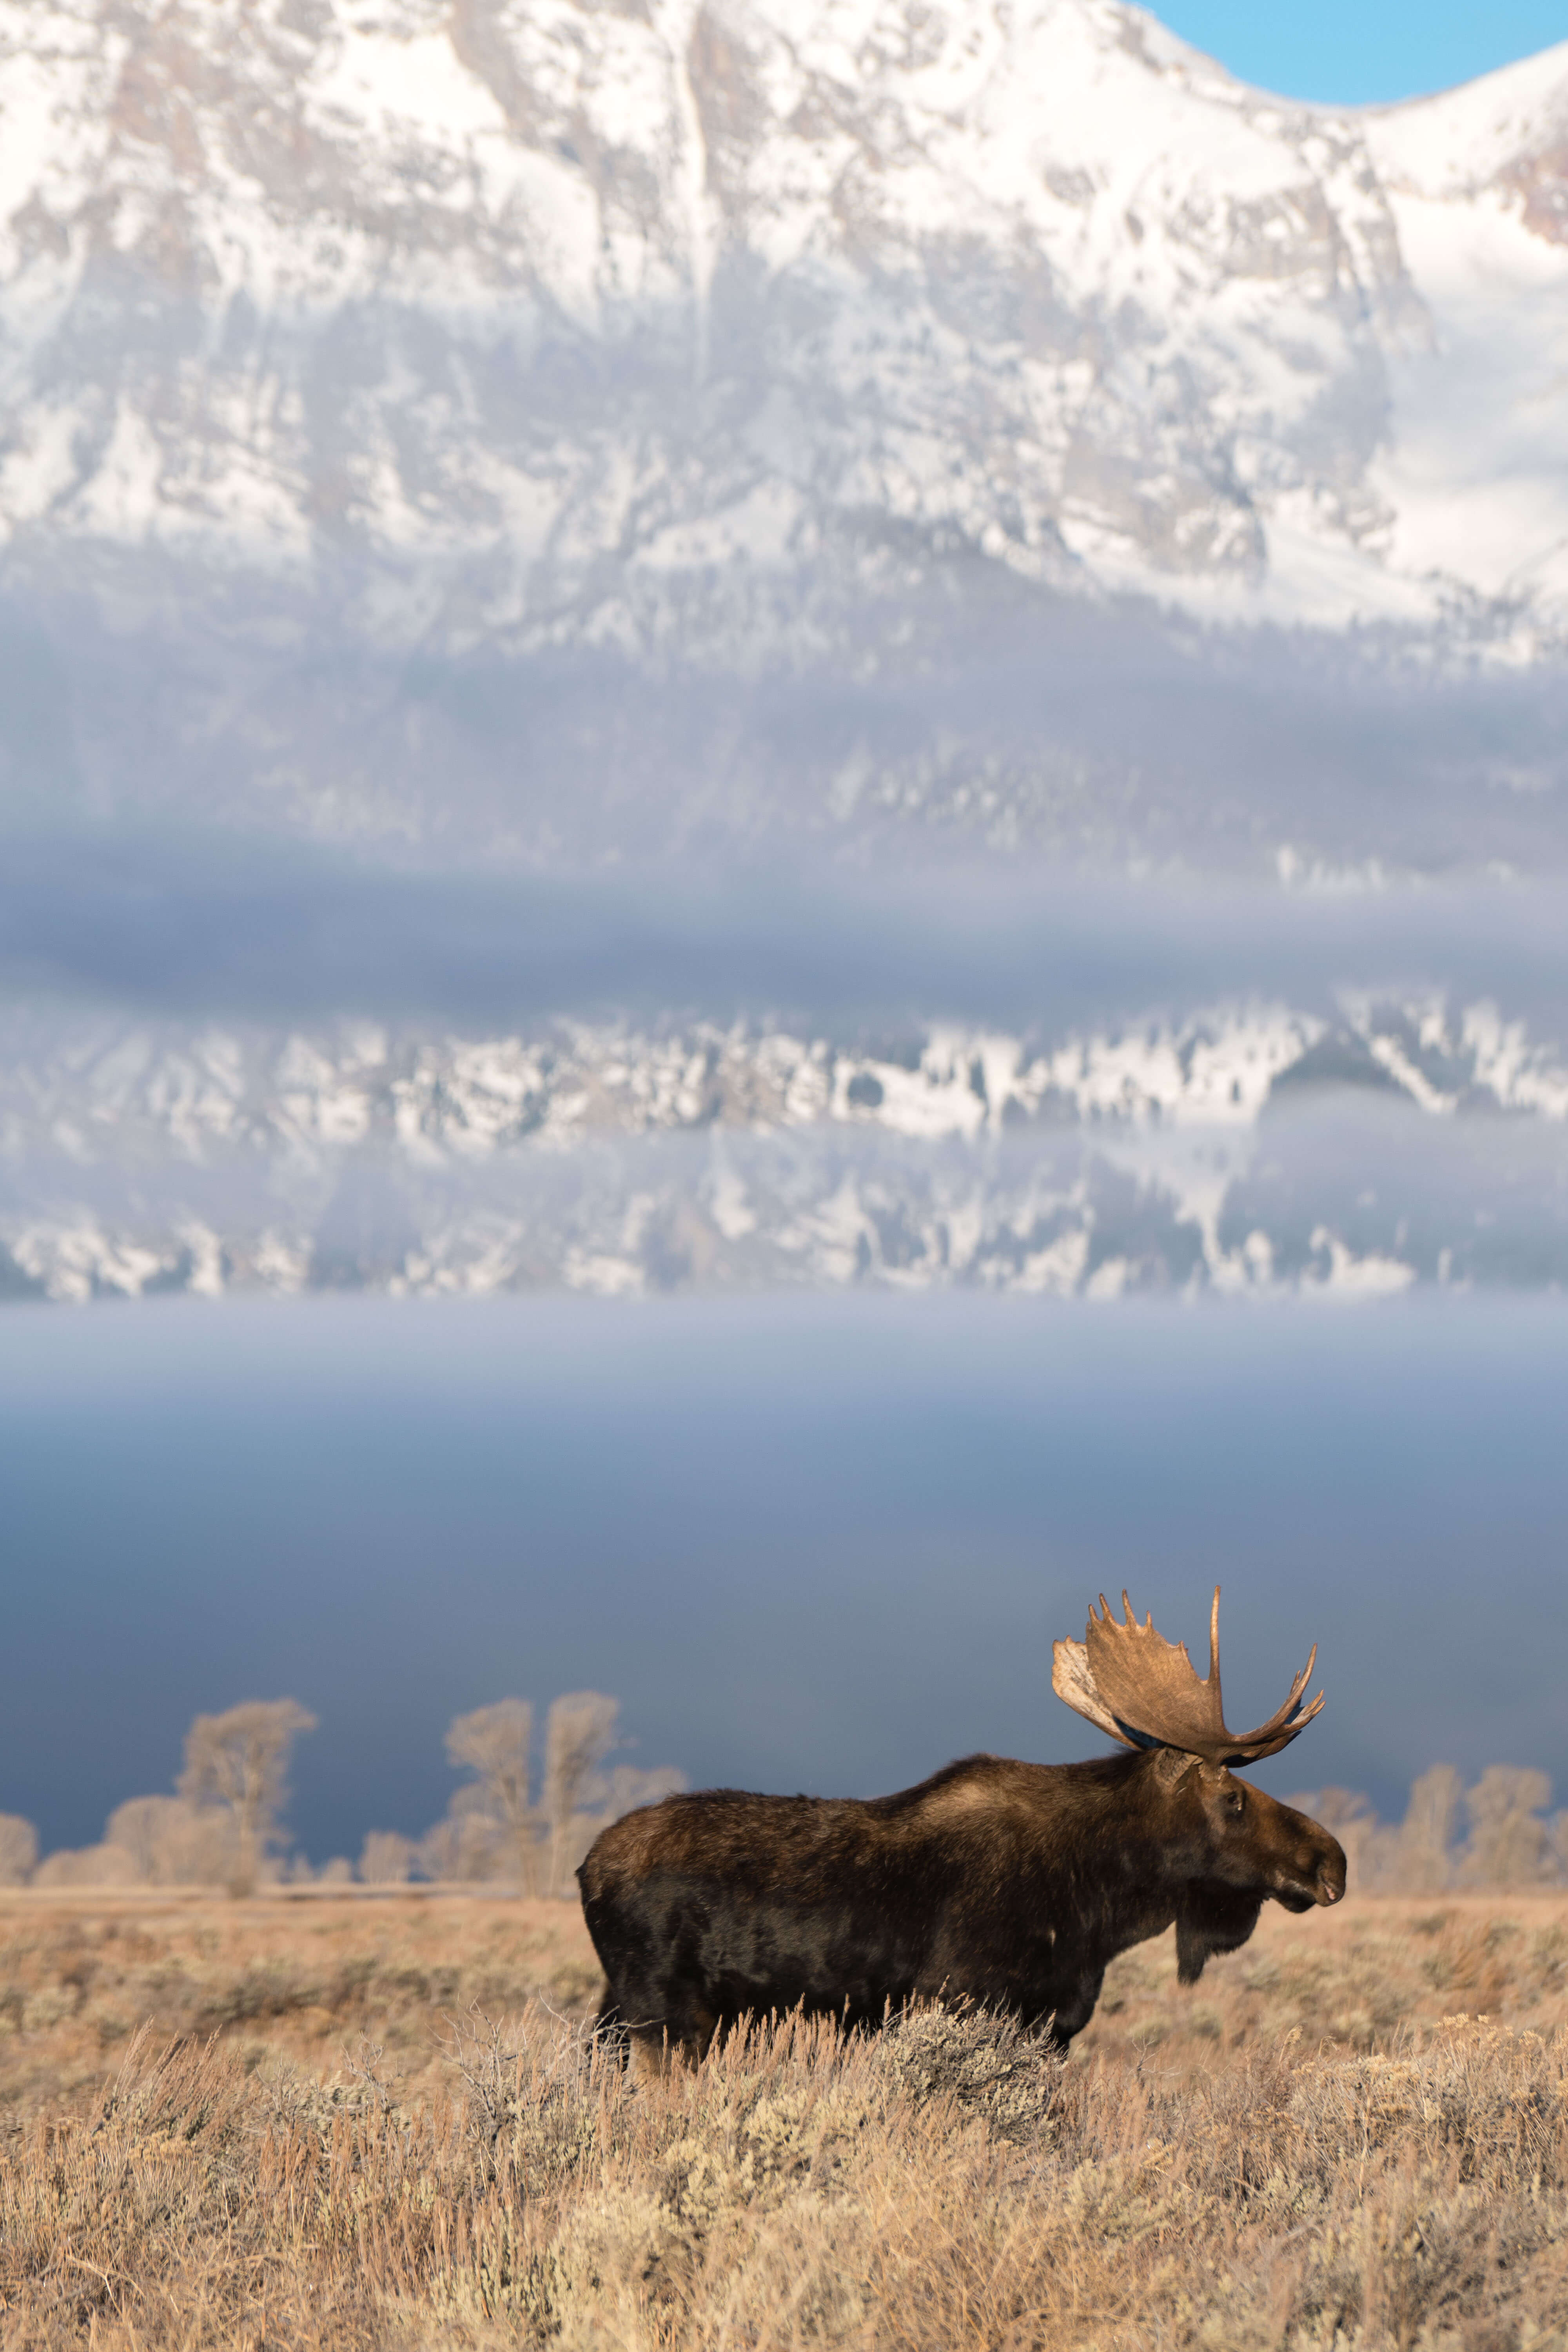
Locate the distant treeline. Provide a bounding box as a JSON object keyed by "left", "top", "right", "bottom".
{"left": 1285, "top": 1768, "right": 1568, "bottom": 1893}
{"left": 4, "top": 1742, "right": 1559, "bottom": 1899}
{"left": 0, "top": 1694, "right": 686, "bottom": 1896}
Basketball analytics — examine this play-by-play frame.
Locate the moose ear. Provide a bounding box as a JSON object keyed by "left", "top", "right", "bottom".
{"left": 1174, "top": 1885, "right": 1263, "bottom": 1984}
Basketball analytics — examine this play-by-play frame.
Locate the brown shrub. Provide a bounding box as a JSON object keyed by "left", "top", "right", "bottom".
{"left": 6, "top": 1890, "right": 1568, "bottom": 2347}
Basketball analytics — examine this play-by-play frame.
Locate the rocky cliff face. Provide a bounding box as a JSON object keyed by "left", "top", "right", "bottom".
{"left": 2, "top": 0, "right": 1566, "bottom": 659}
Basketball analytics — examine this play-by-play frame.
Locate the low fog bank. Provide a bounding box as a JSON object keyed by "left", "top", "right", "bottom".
{"left": 2, "top": 581, "right": 1567, "bottom": 877}
{"left": 0, "top": 1291, "right": 1564, "bottom": 1858}
{"left": 6, "top": 580, "right": 1568, "bottom": 1303}
{"left": 7, "top": 829, "right": 1568, "bottom": 1039}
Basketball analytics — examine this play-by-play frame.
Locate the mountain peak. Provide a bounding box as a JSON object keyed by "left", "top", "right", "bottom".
{"left": 0, "top": 0, "right": 1565, "bottom": 677}
{"left": 1366, "top": 37, "right": 1568, "bottom": 203}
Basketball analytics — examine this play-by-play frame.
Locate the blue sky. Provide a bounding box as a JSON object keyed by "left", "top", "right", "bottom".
{"left": 1158, "top": 0, "right": 1567, "bottom": 103}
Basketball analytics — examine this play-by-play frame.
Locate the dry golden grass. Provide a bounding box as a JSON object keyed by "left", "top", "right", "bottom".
{"left": 5, "top": 1889, "right": 1568, "bottom": 2348}
{"left": 0, "top": 1891, "right": 603, "bottom": 2124}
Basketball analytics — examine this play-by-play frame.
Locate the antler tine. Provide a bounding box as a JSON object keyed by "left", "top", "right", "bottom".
{"left": 1236, "top": 1644, "right": 1321, "bottom": 1741}
{"left": 1057, "top": 1588, "right": 1328, "bottom": 1765}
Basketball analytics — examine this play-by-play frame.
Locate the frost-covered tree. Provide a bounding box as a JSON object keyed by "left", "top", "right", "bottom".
{"left": 543, "top": 1693, "right": 621, "bottom": 1896}
{"left": 178, "top": 1699, "right": 317, "bottom": 1894}
{"left": 445, "top": 1700, "right": 539, "bottom": 1892}
{"left": 103, "top": 1796, "right": 236, "bottom": 1886}
{"left": 1461, "top": 1767, "right": 1554, "bottom": 1887}
{"left": 1396, "top": 1765, "right": 1462, "bottom": 1892}
{"left": 359, "top": 1830, "right": 414, "bottom": 1885}
{"left": 0, "top": 1813, "right": 36, "bottom": 1886}
{"left": 429, "top": 1694, "right": 684, "bottom": 1893}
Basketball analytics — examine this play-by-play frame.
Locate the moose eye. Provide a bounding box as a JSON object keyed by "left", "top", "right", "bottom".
{"left": 1225, "top": 1788, "right": 1245, "bottom": 1817}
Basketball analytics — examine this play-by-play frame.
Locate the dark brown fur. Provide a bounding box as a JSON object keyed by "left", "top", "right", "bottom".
{"left": 578, "top": 1748, "right": 1346, "bottom": 2066}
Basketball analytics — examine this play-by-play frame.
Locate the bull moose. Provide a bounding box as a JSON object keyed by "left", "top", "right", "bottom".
{"left": 579, "top": 1589, "right": 1346, "bottom": 2073}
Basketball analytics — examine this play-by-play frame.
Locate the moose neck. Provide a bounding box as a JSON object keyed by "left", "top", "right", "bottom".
{"left": 1047, "top": 1746, "right": 1235, "bottom": 1974}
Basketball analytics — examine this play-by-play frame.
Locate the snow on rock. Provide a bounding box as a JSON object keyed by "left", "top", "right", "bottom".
{"left": 2, "top": 991, "right": 1567, "bottom": 1300}
{"left": 0, "top": 0, "right": 1565, "bottom": 645}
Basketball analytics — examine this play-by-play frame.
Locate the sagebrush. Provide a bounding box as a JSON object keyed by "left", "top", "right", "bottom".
{"left": 6, "top": 1889, "right": 1568, "bottom": 2347}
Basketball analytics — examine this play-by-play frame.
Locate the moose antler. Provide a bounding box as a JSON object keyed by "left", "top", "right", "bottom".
{"left": 1051, "top": 1587, "right": 1324, "bottom": 1764}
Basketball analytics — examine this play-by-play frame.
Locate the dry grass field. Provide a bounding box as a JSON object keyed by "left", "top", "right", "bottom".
{"left": 4, "top": 1888, "right": 1568, "bottom": 2349}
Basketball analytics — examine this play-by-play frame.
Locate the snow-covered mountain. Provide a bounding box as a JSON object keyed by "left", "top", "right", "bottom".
{"left": 2, "top": 0, "right": 1567, "bottom": 659}
{"left": 5, "top": 995, "right": 1566, "bottom": 1299}
{"left": 5, "top": 0, "right": 1568, "bottom": 1295}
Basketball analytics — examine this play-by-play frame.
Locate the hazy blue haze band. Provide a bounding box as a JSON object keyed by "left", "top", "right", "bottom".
{"left": 3, "top": 1292, "right": 1563, "bottom": 1863}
